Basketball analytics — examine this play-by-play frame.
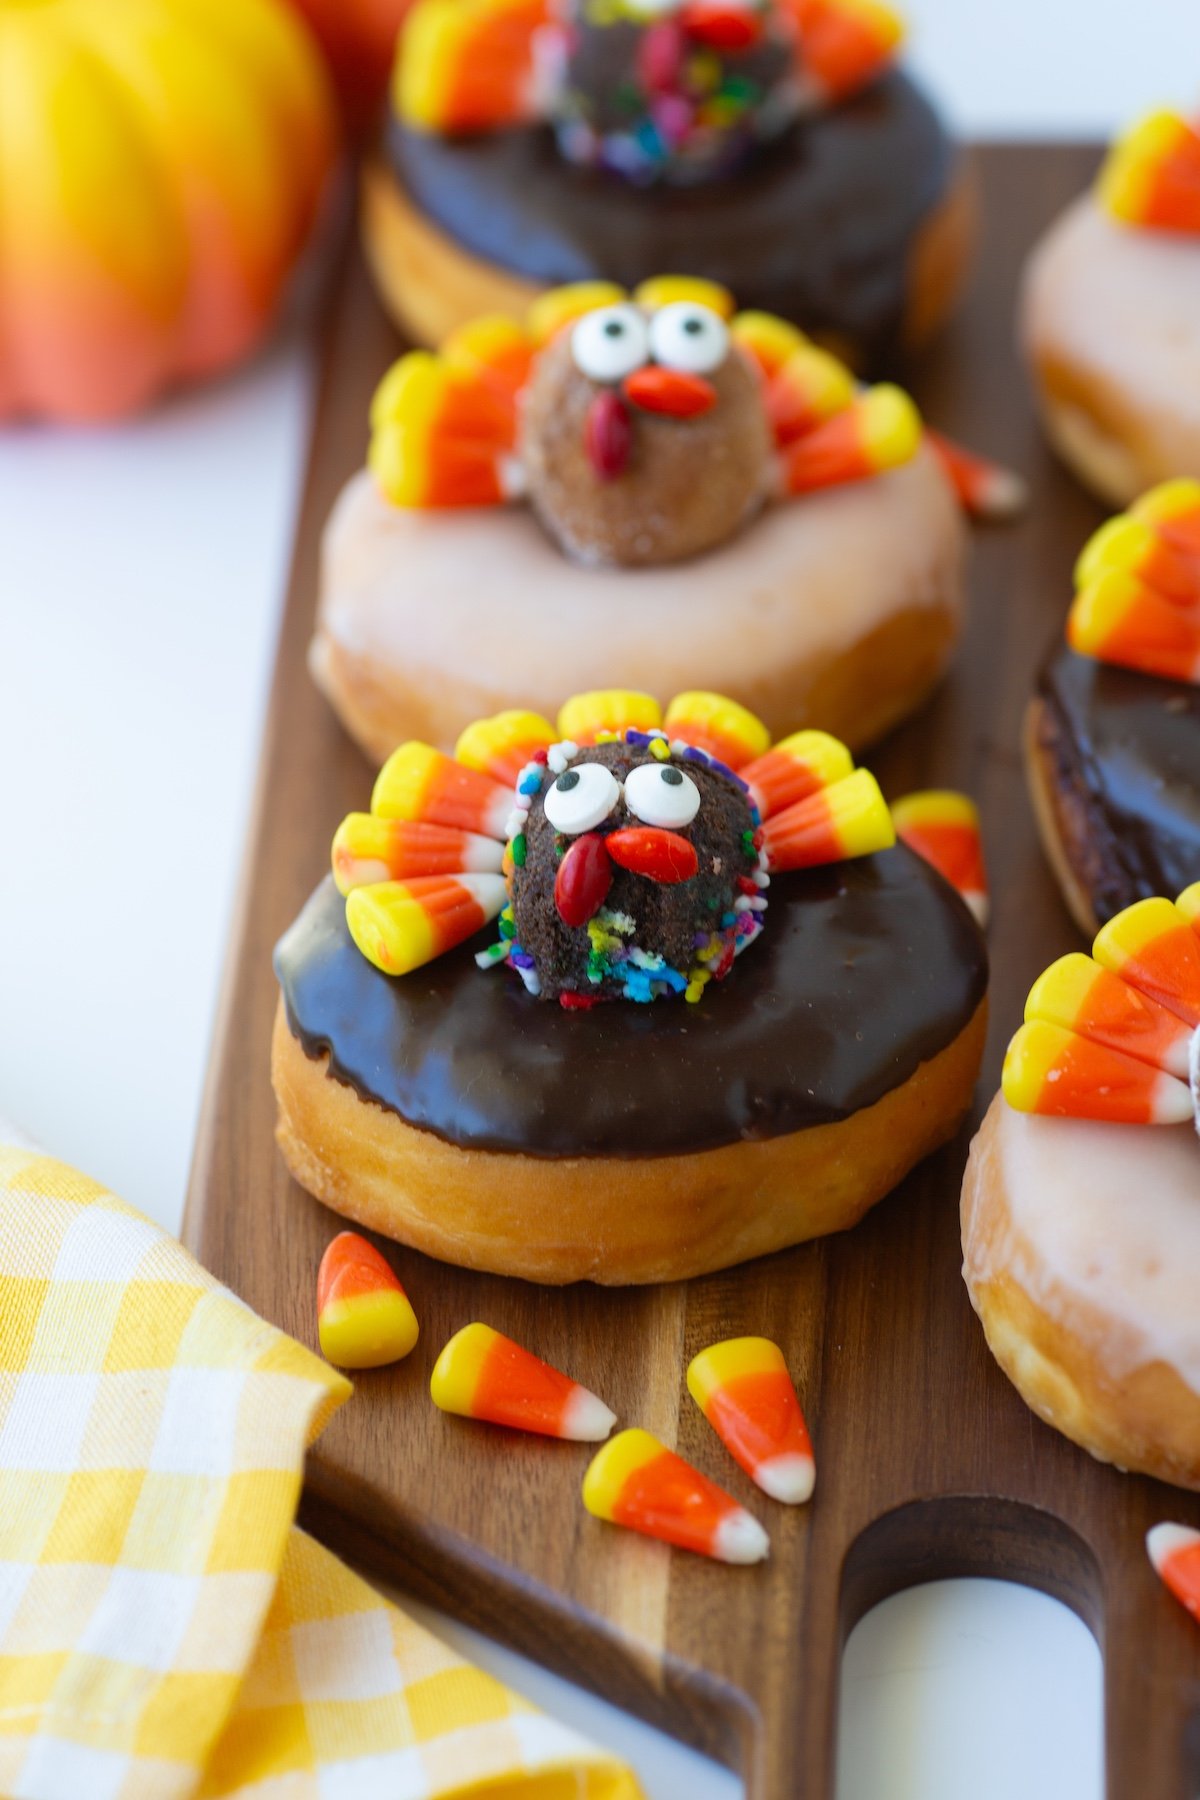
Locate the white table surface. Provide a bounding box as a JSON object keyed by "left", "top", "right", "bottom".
{"left": 11, "top": 9, "right": 1196, "bottom": 1779}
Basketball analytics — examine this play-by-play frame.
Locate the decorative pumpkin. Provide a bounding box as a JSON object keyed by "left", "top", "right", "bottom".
{"left": 287, "top": 0, "right": 410, "bottom": 129}
{"left": 0, "top": 0, "right": 339, "bottom": 423}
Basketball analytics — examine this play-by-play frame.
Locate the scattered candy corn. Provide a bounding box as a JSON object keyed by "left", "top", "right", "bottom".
{"left": 454, "top": 709, "right": 555, "bottom": 784}
{"left": 1075, "top": 514, "right": 1200, "bottom": 607}
{"left": 557, "top": 689, "right": 662, "bottom": 744}
{"left": 399, "top": 0, "right": 547, "bottom": 132}
{"left": 1025, "top": 953, "right": 1194, "bottom": 1080}
{"left": 332, "top": 816, "right": 505, "bottom": 894}
{"left": 1147, "top": 1523, "right": 1200, "bottom": 1623}
{"left": 662, "top": 691, "right": 770, "bottom": 767}
{"left": 317, "top": 1233, "right": 419, "bottom": 1369}
{"left": 1092, "top": 898, "right": 1200, "bottom": 1028}
{"left": 741, "top": 729, "right": 854, "bottom": 818}
{"left": 791, "top": 0, "right": 905, "bottom": 101}
{"left": 346, "top": 874, "right": 508, "bottom": 975}
{"left": 687, "top": 1338, "right": 815, "bottom": 1504}
{"left": 372, "top": 742, "right": 513, "bottom": 840}
{"left": 582, "top": 1428, "right": 769, "bottom": 1563}
{"left": 1067, "top": 569, "right": 1200, "bottom": 684}
{"left": 891, "top": 790, "right": 989, "bottom": 926}
{"left": 781, "top": 385, "right": 921, "bottom": 495}
{"left": 1002, "top": 1020, "right": 1194, "bottom": 1125}
{"left": 926, "top": 430, "right": 1028, "bottom": 522}
{"left": 762, "top": 768, "right": 894, "bottom": 870}
{"left": 767, "top": 343, "right": 856, "bottom": 444}
{"left": 634, "top": 276, "right": 735, "bottom": 319}
{"left": 1098, "top": 110, "right": 1200, "bottom": 234}
{"left": 730, "top": 310, "right": 808, "bottom": 379}
{"left": 431, "top": 1323, "right": 616, "bottom": 1441}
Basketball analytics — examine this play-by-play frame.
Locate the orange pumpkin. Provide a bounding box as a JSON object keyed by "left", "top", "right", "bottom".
{"left": 287, "top": 0, "right": 410, "bottom": 128}
{"left": 0, "top": 0, "right": 340, "bottom": 422}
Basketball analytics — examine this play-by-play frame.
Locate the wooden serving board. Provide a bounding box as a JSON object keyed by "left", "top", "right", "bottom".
{"left": 184, "top": 147, "right": 1200, "bottom": 1799}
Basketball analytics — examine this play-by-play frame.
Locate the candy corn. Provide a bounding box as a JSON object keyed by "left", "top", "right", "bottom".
{"left": 346, "top": 874, "right": 508, "bottom": 976}
{"left": 791, "top": 0, "right": 905, "bottom": 102}
{"left": 781, "top": 385, "right": 921, "bottom": 495}
{"left": 1133, "top": 479, "right": 1200, "bottom": 557}
{"left": 741, "top": 729, "right": 854, "bottom": 818}
{"left": 431, "top": 1323, "right": 616, "bottom": 1441}
{"left": 663, "top": 691, "right": 770, "bottom": 767}
{"left": 730, "top": 310, "right": 808, "bottom": 379}
{"left": 1002, "top": 1020, "right": 1194, "bottom": 1126}
{"left": 762, "top": 768, "right": 894, "bottom": 870}
{"left": 582, "top": 1429, "right": 769, "bottom": 1564}
{"left": 1093, "top": 898, "right": 1200, "bottom": 1027}
{"left": 399, "top": 0, "right": 547, "bottom": 132}
{"left": 1067, "top": 569, "right": 1200, "bottom": 684}
{"left": 369, "top": 353, "right": 520, "bottom": 509}
{"left": 454, "top": 709, "right": 555, "bottom": 784}
{"left": 1025, "top": 953, "right": 1194, "bottom": 1080}
{"left": 1147, "top": 1523, "right": 1200, "bottom": 1623}
{"left": 443, "top": 315, "right": 536, "bottom": 407}
{"left": 1177, "top": 882, "right": 1200, "bottom": 929}
{"left": 634, "top": 276, "right": 735, "bottom": 319}
{"left": 557, "top": 689, "right": 662, "bottom": 744}
{"left": 1075, "top": 514, "right": 1200, "bottom": 607}
{"left": 766, "top": 343, "right": 856, "bottom": 444}
{"left": 891, "top": 790, "right": 989, "bottom": 926}
{"left": 372, "top": 742, "right": 513, "bottom": 840}
{"left": 317, "top": 1233, "right": 419, "bottom": 1369}
{"left": 687, "top": 1338, "right": 815, "bottom": 1504}
{"left": 332, "top": 816, "right": 505, "bottom": 894}
{"left": 527, "top": 282, "right": 627, "bottom": 346}
{"left": 1098, "top": 110, "right": 1200, "bottom": 234}
{"left": 925, "top": 430, "right": 1028, "bottom": 522}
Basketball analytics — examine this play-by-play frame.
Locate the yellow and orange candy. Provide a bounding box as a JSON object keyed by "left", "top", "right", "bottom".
{"left": 780, "top": 384, "right": 922, "bottom": 496}
{"left": 785, "top": 0, "right": 905, "bottom": 102}
{"left": 761, "top": 767, "right": 894, "bottom": 871}
{"left": 688, "top": 1338, "right": 815, "bottom": 1504}
{"left": 926, "top": 430, "right": 1028, "bottom": 522}
{"left": 583, "top": 1429, "right": 769, "bottom": 1564}
{"left": 1148, "top": 1523, "right": 1200, "bottom": 1623}
{"left": 892, "top": 790, "right": 989, "bottom": 927}
{"left": 317, "top": 1233, "right": 420, "bottom": 1369}
{"left": 1099, "top": 110, "right": 1200, "bottom": 235}
{"left": 1003, "top": 891, "right": 1200, "bottom": 1128}
{"left": 1067, "top": 482, "right": 1200, "bottom": 685}
{"left": 431, "top": 1323, "right": 616, "bottom": 1441}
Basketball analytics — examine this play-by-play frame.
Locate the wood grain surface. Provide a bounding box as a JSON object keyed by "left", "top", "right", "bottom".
{"left": 184, "top": 147, "right": 1200, "bottom": 1799}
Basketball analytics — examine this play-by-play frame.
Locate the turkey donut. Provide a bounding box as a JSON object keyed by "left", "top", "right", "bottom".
{"left": 962, "top": 888, "right": 1200, "bottom": 1488}
{"left": 273, "top": 688, "right": 988, "bottom": 1284}
{"left": 311, "top": 277, "right": 968, "bottom": 766}
{"left": 362, "top": 0, "right": 975, "bottom": 369}
{"left": 1024, "top": 481, "right": 1200, "bottom": 934}
{"left": 1022, "top": 109, "right": 1200, "bottom": 505}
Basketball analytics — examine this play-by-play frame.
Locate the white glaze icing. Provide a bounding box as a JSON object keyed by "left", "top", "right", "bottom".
{"left": 314, "top": 445, "right": 963, "bottom": 740}
{"left": 966, "top": 1099, "right": 1200, "bottom": 1392}
{"left": 1023, "top": 197, "right": 1200, "bottom": 480}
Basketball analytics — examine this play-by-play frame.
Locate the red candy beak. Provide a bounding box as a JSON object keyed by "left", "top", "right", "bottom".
{"left": 681, "top": 0, "right": 763, "bottom": 50}
{"left": 606, "top": 827, "right": 699, "bottom": 883}
{"left": 622, "top": 365, "right": 717, "bottom": 419}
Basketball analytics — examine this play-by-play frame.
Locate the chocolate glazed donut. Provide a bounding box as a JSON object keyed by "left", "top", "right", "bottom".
{"left": 374, "top": 71, "right": 972, "bottom": 369}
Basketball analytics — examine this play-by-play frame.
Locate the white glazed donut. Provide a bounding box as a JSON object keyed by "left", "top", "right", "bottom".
{"left": 1022, "top": 196, "right": 1200, "bottom": 506}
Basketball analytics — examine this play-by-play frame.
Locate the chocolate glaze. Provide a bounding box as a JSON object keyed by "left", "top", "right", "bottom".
{"left": 386, "top": 71, "right": 957, "bottom": 365}
{"left": 1037, "top": 645, "right": 1200, "bottom": 922}
{"left": 275, "top": 850, "right": 987, "bottom": 1159}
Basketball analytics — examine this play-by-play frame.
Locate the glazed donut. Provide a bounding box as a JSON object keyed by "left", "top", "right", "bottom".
{"left": 1023, "top": 483, "right": 1200, "bottom": 934}
{"left": 272, "top": 689, "right": 988, "bottom": 1284}
{"left": 962, "top": 892, "right": 1200, "bottom": 1487}
{"left": 1022, "top": 112, "right": 1200, "bottom": 505}
{"left": 311, "top": 278, "right": 966, "bottom": 765}
{"left": 363, "top": 0, "right": 974, "bottom": 367}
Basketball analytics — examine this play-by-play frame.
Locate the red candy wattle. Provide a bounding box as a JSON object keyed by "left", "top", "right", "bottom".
{"left": 555, "top": 833, "right": 614, "bottom": 925}
{"left": 585, "top": 391, "right": 633, "bottom": 480}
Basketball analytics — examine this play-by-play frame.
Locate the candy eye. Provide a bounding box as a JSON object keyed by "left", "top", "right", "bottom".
{"left": 649, "top": 302, "right": 729, "bottom": 375}
{"left": 542, "top": 762, "right": 622, "bottom": 833}
{"left": 571, "top": 305, "right": 650, "bottom": 382}
{"left": 624, "top": 761, "right": 701, "bottom": 828}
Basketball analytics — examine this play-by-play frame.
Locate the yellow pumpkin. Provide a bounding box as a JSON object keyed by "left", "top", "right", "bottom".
{"left": 0, "top": 0, "right": 339, "bottom": 421}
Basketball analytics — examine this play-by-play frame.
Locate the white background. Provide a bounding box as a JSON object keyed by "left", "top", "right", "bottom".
{"left": 5, "top": 6, "right": 1197, "bottom": 1793}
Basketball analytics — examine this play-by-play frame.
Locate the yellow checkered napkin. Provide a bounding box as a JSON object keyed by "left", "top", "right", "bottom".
{"left": 0, "top": 1143, "right": 643, "bottom": 1800}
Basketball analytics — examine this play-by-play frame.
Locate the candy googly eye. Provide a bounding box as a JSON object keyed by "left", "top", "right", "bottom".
{"left": 649, "top": 302, "right": 729, "bottom": 376}
{"left": 624, "top": 761, "right": 701, "bottom": 828}
{"left": 542, "top": 761, "right": 622, "bottom": 833}
{"left": 571, "top": 305, "right": 650, "bottom": 383}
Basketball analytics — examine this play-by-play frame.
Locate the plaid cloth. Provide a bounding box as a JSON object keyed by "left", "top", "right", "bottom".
{"left": 0, "top": 1141, "right": 643, "bottom": 1800}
